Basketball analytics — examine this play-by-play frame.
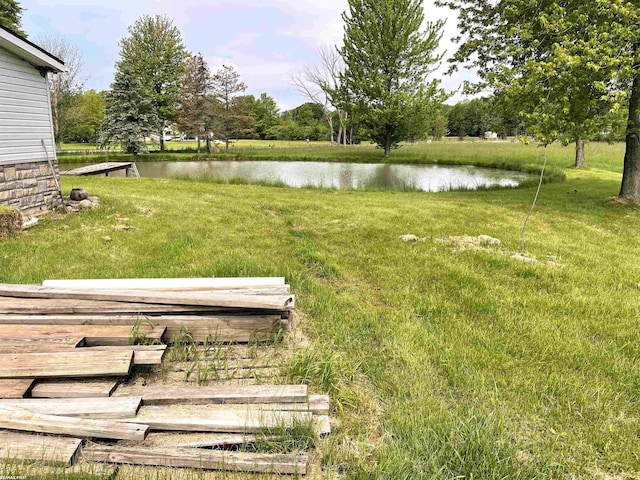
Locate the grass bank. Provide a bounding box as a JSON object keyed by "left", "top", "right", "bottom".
{"left": 1, "top": 152, "right": 638, "bottom": 478}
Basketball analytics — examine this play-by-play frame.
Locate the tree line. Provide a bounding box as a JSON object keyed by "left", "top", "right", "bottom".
{"left": 5, "top": 0, "right": 640, "bottom": 200}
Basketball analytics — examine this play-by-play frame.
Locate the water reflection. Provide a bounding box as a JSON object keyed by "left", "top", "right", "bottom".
{"left": 62, "top": 161, "right": 533, "bottom": 192}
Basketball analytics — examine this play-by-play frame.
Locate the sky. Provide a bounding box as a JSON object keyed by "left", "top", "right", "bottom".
{"left": 20, "top": 0, "right": 476, "bottom": 111}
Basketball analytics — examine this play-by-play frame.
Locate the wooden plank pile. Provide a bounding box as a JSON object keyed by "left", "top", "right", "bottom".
{"left": 0, "top": 278, "right": 329, "bottom": 476}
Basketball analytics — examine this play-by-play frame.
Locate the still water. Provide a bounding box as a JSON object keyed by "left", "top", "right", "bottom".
{"left": 62, "top": 161, "right": 534, "bottom": 192}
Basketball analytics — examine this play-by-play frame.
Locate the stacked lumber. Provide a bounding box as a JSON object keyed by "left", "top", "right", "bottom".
{"left": 0, "top": 277, "right": 294, "bottom": 343}
{"left": 0, "top": 278, "right": 330, "bottom": 475}
{"left": 0, "top": 385, "right": 329, "bottom": 475}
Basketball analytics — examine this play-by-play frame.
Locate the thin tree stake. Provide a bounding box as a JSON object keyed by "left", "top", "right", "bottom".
{"left": 41, "top": 139, "right": 63, "bottom": 202}
{"left": 521, "top": 148, "right": 548, "bottom": 253}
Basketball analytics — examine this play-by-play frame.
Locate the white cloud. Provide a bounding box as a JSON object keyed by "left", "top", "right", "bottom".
{"left": 20, "top": 0, "right": 475, "bottom": 106}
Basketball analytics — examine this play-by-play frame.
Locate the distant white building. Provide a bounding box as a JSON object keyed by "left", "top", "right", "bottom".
{"left": 484, "top": 131, "right": 499, "bottom": 140}
{"left": 0, "top": 24, "right": 65, "bottom": 215}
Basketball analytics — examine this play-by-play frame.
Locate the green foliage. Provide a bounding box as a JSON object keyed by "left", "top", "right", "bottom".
{"left": 117, "top": 15, "right": 188, "bottom": 151}
{"left": 0, "top": 0, "right": 25, "bottom": 36}
{"left": 61, "top": 90, "right": 105, "bottom": 143}
{"left": 438, "top": 0, "right": 640, "bottom": 171}
{"left": 250, "top": 92, "right": 280, "bottom": 140}
{"left": 339, "top": 0, "right": 447, "bottom": 156}
{"left": 100, "top": 65, "right": 159, "bottom": 155}
{"left": 447, "top": 97, "right": 522, "bottom": 138}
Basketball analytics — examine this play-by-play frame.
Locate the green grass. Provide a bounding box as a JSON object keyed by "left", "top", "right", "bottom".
{"left": 1, "top": 143, "right": 639, "bottom": 478}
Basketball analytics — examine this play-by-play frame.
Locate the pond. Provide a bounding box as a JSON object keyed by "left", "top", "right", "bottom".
{"left": 61, "top": 161, "right": 535, "bottom": 192}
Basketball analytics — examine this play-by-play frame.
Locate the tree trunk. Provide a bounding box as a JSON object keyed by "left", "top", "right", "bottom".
{"left": 620, "top": 65, "right": 640, "bottom": 201}
{"left": 197, "top": 136, "right": 201, "bottom": 154}
{"left": 159, "top": 124, "right": 165, "bottom": 152}
{"left": 206, "top": 135, "right": 211, "bottom": 154}
{"left": 327, "top": 114, "right": 334, "bottom": 145}
{"left": 225, "top": 139, "right": 230, "bottom": 154}
{"left": 384, "top": 134, "right": 392, "bottom": 158}
{"left": 575, "top": 139, "right": 585, "bottom": 168}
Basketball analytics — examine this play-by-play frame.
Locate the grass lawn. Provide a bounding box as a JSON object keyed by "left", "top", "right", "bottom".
{"left": 1, "top": 142, "right": 639, "bottom": 478}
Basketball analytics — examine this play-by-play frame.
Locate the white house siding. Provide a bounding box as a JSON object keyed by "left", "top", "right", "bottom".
{"left": 0, "top": 46, "right": 61, "bottom": 215}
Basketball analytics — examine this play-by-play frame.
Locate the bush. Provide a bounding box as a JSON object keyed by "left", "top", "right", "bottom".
{"left": 0, "top": 206, "right": 22, "bottom": 240}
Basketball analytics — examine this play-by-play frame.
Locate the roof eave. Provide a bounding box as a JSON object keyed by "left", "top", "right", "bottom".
{"left": 0, "top": 25, "right": 66, "bottom": 73}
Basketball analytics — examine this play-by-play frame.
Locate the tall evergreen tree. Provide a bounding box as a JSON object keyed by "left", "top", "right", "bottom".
{"left": 339, "top": 0, "right": 446, "bottom": 157}
{"left": 0, "top": 0, "right": 25, "bottom": 37}
{"left": 117, "top": 15, "right": 187, "bottom": 152}
{"left": 100, "top": 66, "right": 159, "bottom": 156}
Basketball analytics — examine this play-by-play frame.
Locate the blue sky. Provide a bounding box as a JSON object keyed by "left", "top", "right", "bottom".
{"left": 20, "top": 0, "right": 476, "bottom": 111}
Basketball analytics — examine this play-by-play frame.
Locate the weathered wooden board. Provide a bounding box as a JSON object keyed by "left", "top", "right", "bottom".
{"left": 0, "top": 315, "right": 283, "bottom": 343}
{"left": 0, "top": 379, "right": 35, "bottom": 399}
{"left": 0, "top": 345, "right": 166, "bottom": 366}
{"left": 84, "top": 444, "right": 307, "bottom": 475}
{"left": 120, "top": 408, "right": 313, "bottom": 433}
{"left": 114, "top": 384, "right": 308, "bottom": 405}
{"left": 30, "top": 379, "right": 120, "bottom": 399}
{"left": 0, "top": 297, "right": 243, "bottom": 315}
{"left": 0, "top": 406, "right": 148, "bottom": 440}
{"left": 0, "top": 284, "right": 295, "bottom": 311}
{"left": 19, "top": 462, "right": 117, "bottom": 479}
{"left": 0, "top": 396, "right": 141, "bottom": 418}
{"left": 43, "top": 277, "right": 286, "bottom": 289}
{"left": 0, "top": 300, "right": 288, "bottom": 318}
{"left": 144, "top": 432, "right": 263, "bottom": 449}
{"left": 161, "top": 316, "right": 282, "bottom": 342}
{"left": 0, "top": 350, "right": 134, "bottom": 379}
{"left": 0, "top": 431, "right": 83, "bottom": 467}
{"left": 0, "top": 313, "right": 284, "bottom": 325}
{"left": 87, "top": 345, "right": 167, "bottom": 365}
{"left": 0, "top": 343, "right": 79, "bottom": 354}
{"left": 314, "top": 415, "right": 331, "bottom": 437}
{"left": 0, "top": 324, "right": 164, "bottom": 346}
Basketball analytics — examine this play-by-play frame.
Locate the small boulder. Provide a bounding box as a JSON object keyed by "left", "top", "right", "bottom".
{"left": 78, "top": 199, "right": 93, "bottom": 210}
{"left": 400, "top": 234, "right": 421, "bottom": 242}
{"left": 477, "top": 235, "right": 502, "bottom": 246}
{"left": 70, "top": 188, "right": 90, "bottom": 201}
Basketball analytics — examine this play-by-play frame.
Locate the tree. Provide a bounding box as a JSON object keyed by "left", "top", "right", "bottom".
{"left": 63, "top": 90, "right": 105, "bottom": 143}
{"left": 437, "top": 0, "right": 639, "bottom": 181}
{"left": 250, "top": 93, "right": 280, "bottom": 140}
{"left": 117, "top": 15, "right": 187, "bottom": 152}
{"left": 176, "top": 53, "right": 211, "bottom": 153}
{"left": 338, "top": 0, "right": 446, "bottom": 157}
{"left": 100, "top": 65, "right": 159, "bottom": 155}
{"left": 210, "top": 65, "right": 249, "bottom": 153}
{"left": 293, "top": 46, "right": 348, "bottom": 145}
{"left": 0, "top": 0, "right": 25, "bottom": 36}
{"left": 36, "top": 35, "right": 85, "bottom": 149}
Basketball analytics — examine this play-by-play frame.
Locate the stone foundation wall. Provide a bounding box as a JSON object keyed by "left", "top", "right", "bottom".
{"left": 0, "top": 161, "right": 63, "bottom": 217}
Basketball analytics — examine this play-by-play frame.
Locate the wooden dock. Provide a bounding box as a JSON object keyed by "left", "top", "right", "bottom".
{"left": 60, "top": 162, "right": 140, "bottom": 177}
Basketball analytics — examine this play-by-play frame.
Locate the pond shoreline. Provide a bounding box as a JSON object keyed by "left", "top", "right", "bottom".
{"left": 59, "top": 160, "right": 543, "bottom": 193}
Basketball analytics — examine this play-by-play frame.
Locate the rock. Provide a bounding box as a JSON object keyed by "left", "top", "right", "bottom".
{"left": 400, "top": 234, "right": 421, "bottom": 242}
{"left": 477, "top": 235, "right": 502, "bottom": 246}
{"left": 70, "top": 188, "right": 89, "bottom": 201}
{"left": 511, "top": 253, "right": 538, "bottom": 263}
{"left": 78, "top": 199, "right": 93, "bottom": 210}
